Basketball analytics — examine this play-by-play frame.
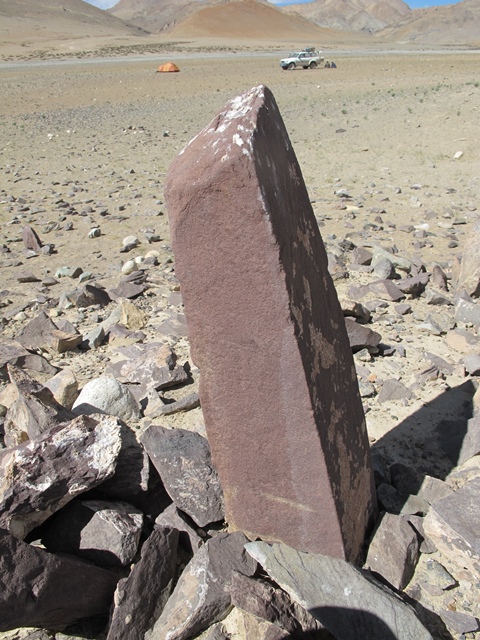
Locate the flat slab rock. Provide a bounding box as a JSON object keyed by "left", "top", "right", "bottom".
{"left": 365, "top": 512, "right": 419, "bottom": 590}
{"left": 140, "top": 425, "right": 225, "bottom": 527}
{"left": 246, "top": 541, "right": 433, "bottom": 640}
{"left": 165, "top": 83, "right": 376, "bottom": 561}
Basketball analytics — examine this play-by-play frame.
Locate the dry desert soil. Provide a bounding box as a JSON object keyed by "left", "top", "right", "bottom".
{"left": 1, "top": 37, "right": 480, "bottom": 640}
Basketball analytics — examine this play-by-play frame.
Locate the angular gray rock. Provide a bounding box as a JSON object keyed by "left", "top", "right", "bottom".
{"left": 155, "top": 504, "right": 203, "bottom": 552}
{"left": 97, "top": 421, "right": 150, "bottom": 505}
{"left": 0, "top": 338, "right": 57, "bottom": 381}
{"left": 22, "top": 224, "right": 42, "bottom": 252}
{"left": 106, "top": 342, "right": 188, "bottom": 392}
{"left": 148, "top": 392, "right": 200, "bottom": 418}
{"left": 365, "top": 512, "right": 419, "bottom": 590}
{"left": 0, "top": 530, "right": 118, "bottom": 632}
{"left": 245, "top": 541, "right": 433, "bottom": 640}
{"left": 371, "top": 246, "right": 412, "bottom": 273}
{"left": 417, "top": 475, "right": 454, "bottom": 505}
{"left": 4, "top": 364, "right": 75, "bottom": 447}
{"left": 15, "top": 312, "right": 81, "bottom": 355}
{"left": 377, "top": 483, "right": 429, "bottom": 516}
{"left": 44, "top": 366, "right": 79, "bottom": 410}
{"left": 41, "top": 499, "right": 143, "bottom": 566}
{"left": 463, "top": 353, "right": 480, "bottom": 375}
{"left": 66, "top": 284, "right": 111, "bottom": 308}
{"left": 165, "top": 84, "right": 377, "bottom": 561}
{"left": 141, "top": 425, "right": 225, "bottom": 527}
{"left": 377, "top": 378, "right": 415, "bottom": 404}
{"left": 344, "top": 318, "right": 382, "bottom": 352}
{"left": 82, "top": 325, "right": 106, "bottom": 350}
{"left": 369, "top": 280, "right": 405, "bottom": 301}
{"left": 452, "top": 220, "right": 480, "bottom": 296}
{"left": 439, "top": 609, "right": 479, "bottom": 634}
{"left": 107, "top": 527, "right": 179, "bottom": 640}
{"left": 108, "top": 279, "right": 147, "bottom": 301}
{"left": 457, "top": 385, "right": 480, "bottom": 465}
{"left": 396, "top": 273, "right": 429, "bottom": 296}
{"left": 148, "top": 532, "right": 257, "bottom": 640}
{"left": 423, "top": 478, "right": 480, "bottom": 576}
{"left": 350, "top": 246, "right": 372, "bottom": 266}
{"left": 15, "top": 310, "right": 61, "bottom": 351}
{"left": 72, "top": 375, "right": 140, "bottom": 422}
{"left": 0, "top": 414, "right": 122, "bottom": 538}
{"left": 455, "top": 298, "right": 480, "bottom": 330}
{"left": 425, "top": 288, "right": 452, "bottom": 305}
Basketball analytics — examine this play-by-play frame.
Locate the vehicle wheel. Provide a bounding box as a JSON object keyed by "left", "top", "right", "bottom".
{"left": 287, "top": 63, "right": 295, "bottom": 70}
{"left": 309, "top": 61, "right": 317, "bottom": 69}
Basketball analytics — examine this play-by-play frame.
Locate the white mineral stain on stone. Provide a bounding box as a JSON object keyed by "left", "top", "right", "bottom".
{"left": 233, "top": 133, "right": 244, "bottom": 147}
{"left": 25, "top": 477, "right": 52, "bottom": 492}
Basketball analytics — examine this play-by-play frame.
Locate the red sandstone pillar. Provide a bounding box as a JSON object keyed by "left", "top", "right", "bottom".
{"left": 165, "top": 85, "right": 377, "bottom": 562}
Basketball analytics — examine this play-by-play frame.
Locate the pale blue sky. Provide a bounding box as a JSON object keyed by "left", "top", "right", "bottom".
{"left": 83, "top": 0, "right": 465, "bottom": 9}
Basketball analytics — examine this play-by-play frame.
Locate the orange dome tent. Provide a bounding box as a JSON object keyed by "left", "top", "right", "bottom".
{"left": 156, "top": 62, "right": 180, "bottom": 73}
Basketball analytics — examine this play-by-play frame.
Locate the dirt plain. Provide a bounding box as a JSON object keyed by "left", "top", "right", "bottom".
{"left": 1, "top": 38, "right": 480, "bottom": 639}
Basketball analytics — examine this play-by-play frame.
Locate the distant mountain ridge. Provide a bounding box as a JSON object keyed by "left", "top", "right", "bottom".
{"left": 284, "top": 0, "right": 410, "bottom": 33}
{"left": 1, "top": 0, "right": 478, "bottom": 49}
{"left": 377, "top": 0, "right": 480, "bottom": 44}
{"left": 109, "top": 0, "right": 215, "bottom": 32}
{"left": 165, "top": 0, "right": 364, "bottom": 40}
{"left": 110, "top": 0, "right": 411, "bottom": 34}
{"left": 0, "top": 0, "right": 145, "bottom": 43}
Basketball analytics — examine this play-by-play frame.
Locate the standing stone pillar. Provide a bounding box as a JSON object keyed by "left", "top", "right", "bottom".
{"left": 165, "top": 85, "right": 377, "bottom": 562}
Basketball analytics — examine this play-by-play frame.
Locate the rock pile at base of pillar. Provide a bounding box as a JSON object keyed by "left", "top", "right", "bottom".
{"left": 165, "top": 84, "right": 377, "bottom": 562}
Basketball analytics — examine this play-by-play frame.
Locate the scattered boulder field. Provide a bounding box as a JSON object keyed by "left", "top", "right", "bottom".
{"left": 1, "top": 56, "right": 480, "bottom": 640}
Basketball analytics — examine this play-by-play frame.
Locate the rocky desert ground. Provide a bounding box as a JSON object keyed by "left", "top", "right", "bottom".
{"left": 1, "top": 36, "right": 480, "bottom": 640}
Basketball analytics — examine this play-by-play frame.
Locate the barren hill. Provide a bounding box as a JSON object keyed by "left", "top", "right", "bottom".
{"left": 111, "top": 0, "right": 372, "bottom": 41}
{"left": 0, "top": 0, "right": 145, "bottom": 48}
{"left": 377, "top": 0, "right": 480, "bottom": 45}
{"left": 284, "top": 0, "right": 410, "bottom": 33}
{"left": 168, "top": 0, "right": 362, "bottom": 41}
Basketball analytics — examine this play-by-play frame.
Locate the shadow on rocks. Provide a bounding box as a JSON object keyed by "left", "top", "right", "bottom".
{"left": 282, "top": 607, "right": 399, "bottom": 639}
{"left": 372, "top": 379, "right": 476, "bottom": 483}
{"left": 283, "top": 605, "right": 454, "bottom": 640}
